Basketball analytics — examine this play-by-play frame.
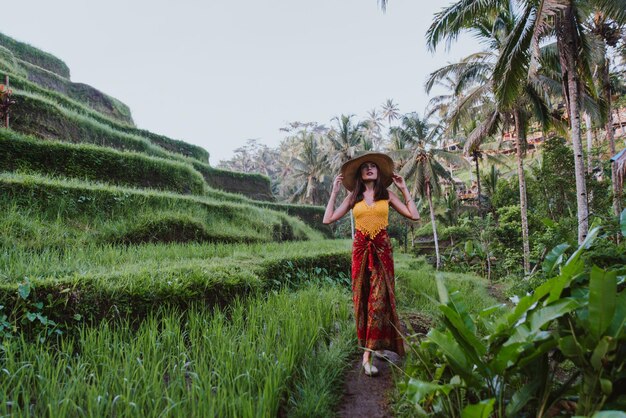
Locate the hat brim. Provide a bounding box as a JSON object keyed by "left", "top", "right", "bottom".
{"left": 340, "top": 152, "right": 394, "bottom": 192}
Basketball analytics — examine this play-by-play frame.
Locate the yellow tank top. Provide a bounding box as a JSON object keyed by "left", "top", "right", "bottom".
{"left": 353, "top": 199, "right": 389, "bottom": 239}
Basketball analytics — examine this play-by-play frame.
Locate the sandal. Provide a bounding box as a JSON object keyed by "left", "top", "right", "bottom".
{"left": 362, "top": 360, "right": 379, "bottom": 376}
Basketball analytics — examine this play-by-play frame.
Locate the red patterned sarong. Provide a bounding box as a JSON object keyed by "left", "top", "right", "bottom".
{"left": 351, "top": 229, "right": 405, "bottom": 356}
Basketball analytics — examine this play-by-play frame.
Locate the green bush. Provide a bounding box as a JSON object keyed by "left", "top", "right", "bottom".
{"left": 0, "top": 129, "right": 207, "bottom": 194}
{"left": 0, "top": 32, "right": 70, "bottom": 78}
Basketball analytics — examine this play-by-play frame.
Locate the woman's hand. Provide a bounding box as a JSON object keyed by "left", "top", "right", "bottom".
{"left": 392, "top": 173, "right": 408, "bottom": 191}
{"left": 332, "top": 174, "right": 344, "bottom": 195}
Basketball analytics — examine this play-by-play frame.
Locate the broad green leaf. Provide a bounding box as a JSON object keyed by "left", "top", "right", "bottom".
{"left": 591, "top": 336, "right": 613, "bottom": 371}
{"left": 18, "top": 281, "right": 31, "bottom": 300}
{"left": 435, "top": 273, "right": 449, "bottom": 304}
{"left": 490, "top": 342, "right": 528, "bottom": 374}
{"left": 589, "top": 266, "right": 617, "bottom": 341}
{"left": 607, "top": 290, "right": 626, "bottom": 338}
{"left": 479, "top": 304, "right": 505, "bottom": 318}
{"left": 547, "top": 272, "right": 576, "bottom": 304}
{"left": 529, "top": 298, "right": 580, "bottom": 334}
{"left": 439, "top": 305, "right": 486, "bottom": 357}
{"left": 500, "top": 276, "right": 559, "bottom": 330}
{"left": 465, "top": 239, "right": 474, "bottom": 255}
{"left": 449, "top": 291, "right": 475, "bottom": 332}
{"left": 590, "top": 412, "right": 626, "bottom": 418}
{"left": 428, "top": 329, "right": 473, "bottom": 379}
{"left": 566, "top": 226, "right": 601, "bottom": 266}
{"left": 621, "top": 209, "right": 626, "bottom": 237}
{"left": 600, "top": 378, "right": 613, "bottom": 395}
{"left": 405, "top": 378, "right": 442, "bottom": 404}
{"left": 507, "top": 298, "right": 579, "bottom": 345}
{"left": 506, "top": 379, "right": 541, "bottom": 416}
{"left": 542, "top": 243, "right": 570, "bottom": 275}
{"left": 517, "top": 339, "right": 558, "bottom": 369}
{"left": 559, "top": 335, "right": 583, "bottom": 360}
{"left": 461, "top": 399, "right": 495, "bottom": 418}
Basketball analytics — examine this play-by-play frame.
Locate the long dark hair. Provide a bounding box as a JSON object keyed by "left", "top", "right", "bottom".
{"left": 348, "top": 163, "right": 390, "bottom": 209}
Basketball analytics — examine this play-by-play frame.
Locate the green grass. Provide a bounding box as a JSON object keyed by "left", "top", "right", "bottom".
{"left": 0, "top": 173, "right": 323, "bottom": 252}
{"left": 394, "top": 253, "right": 499, "bottom": 323}
{"left": 0, "top": 286, "right": 353, "bottom": 417}
{"left": 0, "top": 239, "right": 351, "bottom": 282}
{"left": 1, "top": 67, "right": 212, "bottom": 161}
{"left": 285, "top": 319, "right": 356, "bottom": 417}
{"left": 11, "top": 91, "right": 183, "bottom": 160}
{"left": 0, "top": 31, "right": 70, "bottom": 78}
{"left": 17, "top": 58, "right": 134, "bottom": 125}
{"left": 0, "top": 129, "right": 207, "bottom": 195}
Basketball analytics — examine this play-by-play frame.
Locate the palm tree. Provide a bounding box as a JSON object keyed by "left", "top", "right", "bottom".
{"left": 486, "top": 0, "right": 625, "bottom": 243}
{"left": 588, "top": 12, "right": 624, "bottom": 216}
{"left": 391, "top": 113, "right": 466, "bottom": 269}
{"left": 381, "top": 99, "right": 401, "bottom": 126}
{"left": 289, "top": 132, "right": 331, "bottom": 205}
{"left": 425, "top": 2, "right": 561, "bottom": 273}
{"left": 327, "top": 114, "right": 367, "bottom": 172}
{"left": 365, "top": 109, "right": 385, "bottom": 150}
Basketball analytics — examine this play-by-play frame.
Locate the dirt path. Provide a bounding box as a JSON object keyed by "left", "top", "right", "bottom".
{"left": 336, "top": 314, "right": 431, "bottom": 418}
{"left": 336, "top": 353, "right": 396, "bottom": 418}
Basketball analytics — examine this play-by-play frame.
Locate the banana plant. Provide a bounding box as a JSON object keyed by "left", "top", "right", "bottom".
{"left": 400, "top": 218, "right": 626, "bottom": 416}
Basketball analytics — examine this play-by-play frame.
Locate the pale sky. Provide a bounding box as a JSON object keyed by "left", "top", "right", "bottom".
{"left": 2, "top": 0, "right": 481, "bottom": 164}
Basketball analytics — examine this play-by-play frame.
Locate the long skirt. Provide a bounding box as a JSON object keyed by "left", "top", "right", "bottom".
{"left": 351, "top": 229, "right": 405, "bottom": 356}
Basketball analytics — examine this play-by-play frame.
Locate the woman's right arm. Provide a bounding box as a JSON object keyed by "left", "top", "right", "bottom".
{"left": 323, "top": 175, "right": 351, "bottom": 224}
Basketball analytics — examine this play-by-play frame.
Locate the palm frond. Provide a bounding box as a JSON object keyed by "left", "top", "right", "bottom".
{"left": 426, "top": 0, "right": 505, "bottom": 51}
{"left": 591, "top": 0, "right": 626, "bottom": 24}
{"left": 462, "top": 110, "right": 501, "bottom": 156}
{"left": 493, "top": 2, "right": 535, "bottom": 107}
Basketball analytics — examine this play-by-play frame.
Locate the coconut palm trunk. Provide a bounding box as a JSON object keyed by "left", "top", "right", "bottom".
{"left": 585, "top": 112, "right": 593, "bottom": 175}
{"left": 557, "top": 8, "right": 589, "bottom": 244}
{"left": 427, "top": 182, "right": 441, "bottom": 270}
{"left": 603, "top": 60, "right": 621, "bottom": 217}
{"left": 474, "top": 154, "right": 482, "bottom": 216}
{"left": 514, "top": 110, "right": 531, "bottom": 274}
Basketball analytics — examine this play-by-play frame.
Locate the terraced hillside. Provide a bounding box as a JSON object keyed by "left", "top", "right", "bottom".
{"left": 0, "top": 33, "right": 359, "bottom": 417}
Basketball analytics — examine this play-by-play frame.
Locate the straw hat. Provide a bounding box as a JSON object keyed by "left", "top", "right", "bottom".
{"left": 340, "top": 152, "right": 394, "bottom": 191}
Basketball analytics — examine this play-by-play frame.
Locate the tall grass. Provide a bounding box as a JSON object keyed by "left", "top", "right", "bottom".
{"left": 394, "top": 253, "right": 499, "bottom": 321}
{"left": 0, "top": 286, "right": 353, "bottom": 417}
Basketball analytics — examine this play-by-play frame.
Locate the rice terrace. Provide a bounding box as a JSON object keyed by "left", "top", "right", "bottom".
{"left": 1, "top": 0, "right": 625, "bottom": 417}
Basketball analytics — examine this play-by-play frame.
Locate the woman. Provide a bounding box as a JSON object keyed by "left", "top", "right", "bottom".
{"left": 323, "top": 152, "right": 420, "bottom": 376}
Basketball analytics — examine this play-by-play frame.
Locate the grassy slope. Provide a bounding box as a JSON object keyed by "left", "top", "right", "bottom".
{"left": 0, "top": 32, "right": 70, "bottom": 78}
{"left": 0, "top": 173, "right": 323, "bottom": 249}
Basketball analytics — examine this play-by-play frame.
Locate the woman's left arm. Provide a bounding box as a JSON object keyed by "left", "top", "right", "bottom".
{"left": 389, "top": 174, "right": 420, "bottom": 221}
